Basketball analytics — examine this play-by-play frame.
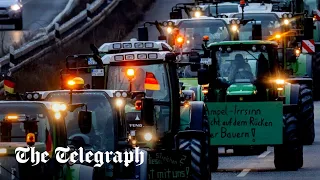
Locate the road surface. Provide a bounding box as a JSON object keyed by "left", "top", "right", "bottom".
{"left": 213, "top": 101, "right": 320, "bottom": 180}
{"left": 0, "top": 0, "right": 68, "bottom": 56}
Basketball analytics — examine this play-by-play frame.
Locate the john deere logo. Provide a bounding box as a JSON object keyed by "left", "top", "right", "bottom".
{"left": 239, "top": 97, "right": 243, "bottom": 101}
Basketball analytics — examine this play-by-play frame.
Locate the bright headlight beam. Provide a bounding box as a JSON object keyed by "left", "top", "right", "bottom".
{"left": 144, "top": 133, "right": 152, "bottom": 141}
{"left": 11, "top": 4, "right": 21, "bottom": 11}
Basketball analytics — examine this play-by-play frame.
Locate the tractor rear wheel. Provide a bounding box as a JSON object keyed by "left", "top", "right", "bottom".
{"left": 274, "top": 113, "right": 302, "bottom": 170}
{"left": 183, "top": 102, "right": 212, "bottom": 179}
{"left": 298, "top": 84, "right": 315, "bottom": 145}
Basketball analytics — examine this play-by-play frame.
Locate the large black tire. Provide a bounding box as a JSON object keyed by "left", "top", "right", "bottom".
{"left": 298, "top": 84, "right": 315, "bottom": 145}
{"left": 180, "top": 102, "right": 212, "bottom": 179}
{"left": 15, "top": 18, "right": 23, "bottom": 30}
{"left": 274, "top": 113, "right": 302, "bottom": 171}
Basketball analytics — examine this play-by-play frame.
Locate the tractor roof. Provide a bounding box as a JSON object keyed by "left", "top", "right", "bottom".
{"left": 208, "top": 40, "right": 278, "bottom": 46}
{"left": 228, "top": 11, "right": 287, "bottom": 18}
{"left": 0, "top": 101, "right": 64, "bottom": 110}
{"left": 98, "top": 39, "right": 173, "bottom": 52}
{"left": 98, "top": 51, "right": 169, "bottom": 65}
{"left": 32, "top": 89, "right": 122, "bottom": 99}
{"left": 240, "top": 3, "right": 273, "bottom": 12}
{"left": 170, "top": 17, "right": 237, "bottom": 25}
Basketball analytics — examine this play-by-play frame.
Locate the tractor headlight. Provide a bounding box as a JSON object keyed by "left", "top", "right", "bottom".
{"left": 275, "top": 79, "right": 285, "bottom": 84}
{"left": 52, "top": 103, "right": 67, "bottom": 112}
{"left": 194, "top": 11, "right": 201, "bottom": 18}
{"left": 116, "top": 98, "right": 124, "bottom": 107}
{"left": 0, "top": 148, "right": 7, "bottom": 154}
{"left": 231, "top": 25, "right": 238, "bottom": 32}
{"left": 283, "top": 19, "right": 289, "bottom": 25}
{"left": 10, "top": 4, "right": 21, "bottom": 11}
{"left": 144, "top": 132, "right": 153, "bottom": 141}
{"left": 167, "top": 27, "right": 173, "bottom": 33}
{"left": 54, "top": 112, "right": 61, "bottom": 120}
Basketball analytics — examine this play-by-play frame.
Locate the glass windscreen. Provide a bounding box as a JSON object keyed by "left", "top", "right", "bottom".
{"left": 216, "top": 50, "right": 269, "bottom": 83}
{"left": 208, "top": 5, "right": 239, "bottom": 16}
{"left": 107, "top": 64, "right": 170, "bottom": 102}
{"left": 45, "top": 92, "right": 115, "bottom": 151}
{"left": 178, "top": 19, "right": 231, "bottom": 50}
{"left": 231, "top": 13, "right": 281, "bottom": 40}
{"left": 0, "top": 103, "right": 50, "bottom": 143}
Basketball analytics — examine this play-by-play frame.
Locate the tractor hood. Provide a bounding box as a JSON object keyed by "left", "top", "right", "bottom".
{"left": 227, "top": 83, "right": 257, "bottom": 95}
{"left": 0, "top": 142, "right": 46, "bottom": 155}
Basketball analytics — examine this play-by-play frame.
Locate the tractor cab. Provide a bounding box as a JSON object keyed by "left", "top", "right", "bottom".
{"left": 198, "top": 41, "right": 282, "bottom": 101}
{"left": 59, "top": 50, "right": 213, "bottom": 178}
{"left": 26, "top": 78, "right": 139, "bottom": 178}
{"left": 0, "top": 100, "right": 93, "bottom": 179}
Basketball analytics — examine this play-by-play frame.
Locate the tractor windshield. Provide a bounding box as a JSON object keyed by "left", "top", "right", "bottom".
{"left": 216, "top": 49, "right": 269, "bottom": 83}
{"left": 207, "top": 5, "right": 239, "bottom": 16}
{"left": 107, "top": 63, "right": 170, "bottom": 102}
{"left": 45, "top": 92, "right": 115, "bottom": 151}
{"left": 0, "top": 103, "right": 50, "bottom": 143}
{"left": 178, "top": 19, "right": 231, "bottom": 51}
{"left": 231, "top": 13, "right": 281, "bottom": 40}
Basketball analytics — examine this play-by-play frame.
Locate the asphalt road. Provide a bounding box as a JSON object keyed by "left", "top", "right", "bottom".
{"left": 213, "top": 101, "right": 320, "bottom": 180}
{"left": 0, "top": 0, "right": 68, "bottom": 56}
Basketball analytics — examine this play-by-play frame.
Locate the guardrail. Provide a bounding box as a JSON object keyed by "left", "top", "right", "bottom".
{"left": 0, "top": 0, "right": 117, "bottom": 93}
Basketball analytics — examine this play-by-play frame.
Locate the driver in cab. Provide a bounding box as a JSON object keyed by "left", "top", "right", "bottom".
{"left": 228, "top": 54, "right": 253, "bottom": 82}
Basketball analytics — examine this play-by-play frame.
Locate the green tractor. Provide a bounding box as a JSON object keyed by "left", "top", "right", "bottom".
{"left": 225, "top": 1, "right": 316, "bottom": 145}
{"left": 193, "top": 40, "right": 304, "bottom": 170}
{"left": 0, "top": 98, "right": 94, "bottom": 180}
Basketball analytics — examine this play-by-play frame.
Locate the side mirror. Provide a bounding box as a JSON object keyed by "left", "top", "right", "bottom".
{"left": 170, "top": 10, "right": 182, "bottom": 19}
{"left": 141, "top": 97, "right": 154, "bottom": 126}
{"left": 252, "top": 23, "right": 262, "bottom": 40}
{"left": 198, "top": 68, "right": 209, "bottom": 85}
{"left": 138, "top": 27, "right": 148, "bottom": 41}
{"left": 189, "top": 52, "right": 201, "bottom": 72}
{"left": 165, "top": 52, "right": 176, "bottom": 62}
{"left": 78, "top": 110, "right": 92, "bottom": 134}
{"left": 158, "top": 35, "right": 167, "bottom": 41}
{"left": 286, "top": 49, "right": 298, "bottom": 62}
{"left": 90, "top": 44, "right": 99, "bottom": 55}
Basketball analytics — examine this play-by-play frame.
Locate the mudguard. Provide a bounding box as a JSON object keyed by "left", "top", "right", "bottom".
{"left": 180, "top": 104, "right": 191, "bottom": 130}
{"left": 66, "top": 164, "right": 94, "bottom": 180}
{"left": 135, "top": 148, "right": 148, "bottom": 180}
{"left": 284, "top": 83, "right": 300, "bottom": 105}
{"left": 189, "top": 101, "right": 206, "bottom": 130}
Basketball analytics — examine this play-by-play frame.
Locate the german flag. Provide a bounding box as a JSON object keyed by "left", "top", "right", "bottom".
{"left": 46, "top": 128, "right": 53, "bottom": 157}
{"left": 4, "top": 76, "right": 15, "bottom": 94}
{"left": 144, "top": 72, "right": 160, "bottom": 90}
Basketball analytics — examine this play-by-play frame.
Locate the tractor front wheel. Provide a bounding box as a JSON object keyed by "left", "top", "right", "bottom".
{"left": 298, "top": 84, "right": 315, "bottom": 145}
{"left": 274, "top": 113, "right": 302, "bottom": 170}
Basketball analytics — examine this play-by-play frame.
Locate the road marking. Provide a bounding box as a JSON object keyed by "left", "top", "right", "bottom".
{"left": 258, "top": 151, "right": 271, "bottom": 158}
{"left": 237, "top": 168, "right": 251, "bottom": 177}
